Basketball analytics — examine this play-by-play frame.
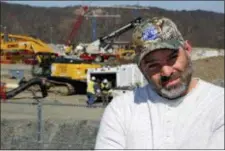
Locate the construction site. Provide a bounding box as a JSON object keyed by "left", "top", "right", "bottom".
{"left": 1, "top": 2, "right": 224, "bottom": 149}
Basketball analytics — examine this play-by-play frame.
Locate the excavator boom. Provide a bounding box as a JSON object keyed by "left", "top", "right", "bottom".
{"left": 78, "top": 17, "right": 143, "bottom": 55}
{"left": 100, "top": 17, "right": 143, "bottom": 42}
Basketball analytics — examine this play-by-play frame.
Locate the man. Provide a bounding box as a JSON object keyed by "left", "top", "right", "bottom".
{"left": 100, "top": 79, "right": 112, "bottom": 106}
{"left": 86, "top": 76, "right": 97, "bottom": 106}
{"left": 94, "top": 78, "right": 102, "bottom": 98}
{"left": 95, "top": 17, "right": 224, "bottom": 149}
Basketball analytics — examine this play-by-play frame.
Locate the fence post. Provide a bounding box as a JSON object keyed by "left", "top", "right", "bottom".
{"left": 36, "top": 98, "right": 43, "bottom": 149}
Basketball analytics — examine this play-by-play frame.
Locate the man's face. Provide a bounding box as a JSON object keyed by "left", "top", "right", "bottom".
{"left": 140, "top": 47, "right": 193, "bottom": 100}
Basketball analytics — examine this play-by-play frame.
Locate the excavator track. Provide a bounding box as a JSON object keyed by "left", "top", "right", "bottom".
{"left": 46, "top": 76, "right": 87, "bottom": 95}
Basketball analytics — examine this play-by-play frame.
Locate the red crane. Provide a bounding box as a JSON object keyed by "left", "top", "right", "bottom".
{"left": 65, "top": 6, "right": 89, "bottom": 46}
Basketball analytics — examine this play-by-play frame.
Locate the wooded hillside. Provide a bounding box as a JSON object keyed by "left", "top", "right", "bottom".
{"left": 1, "top": 2, "right": 224, "bottom": 48}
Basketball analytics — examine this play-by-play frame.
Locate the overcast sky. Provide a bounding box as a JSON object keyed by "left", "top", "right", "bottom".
{"left": 4, "top": 1, "right": 224, "bottom": 13}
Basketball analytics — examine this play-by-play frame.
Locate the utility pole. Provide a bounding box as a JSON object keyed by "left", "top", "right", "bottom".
{"left": 91, "top": 17, "right": 97, "bottom": 41}
{"left": 1, "top": 25, "right": 8, "bottom": 42}
{"left": 50, "top": 26, "right": 53, "bottom": 44}
{"left": 0, "top": 24, "right": 3, "bottom": 31}
{"left": 132, "top": 1, "right": 140, "bottom": 18}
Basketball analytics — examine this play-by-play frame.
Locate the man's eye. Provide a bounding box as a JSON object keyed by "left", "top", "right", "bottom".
{"left": 148, "top": 63, "right": 160, "bottom": 69}
{"left": 168, "top": 54, "right": 178, "bottom": 61}
{"left": 168, "top": 55, "right": 177, "bottom": 65}
{"left": 170, "top": 55, "right": 178, "bottom": 59}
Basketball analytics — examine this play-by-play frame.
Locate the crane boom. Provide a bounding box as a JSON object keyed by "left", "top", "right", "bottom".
{"left": 75, "top": 17, "right": 143, "bottom": 55}
{"left": 65, "top": 6, "right": 89, "bottom": 46}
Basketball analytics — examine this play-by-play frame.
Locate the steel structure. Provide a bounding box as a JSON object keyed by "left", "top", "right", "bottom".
{"left": 65, "top": 6, "right": 89, "bottom": 45}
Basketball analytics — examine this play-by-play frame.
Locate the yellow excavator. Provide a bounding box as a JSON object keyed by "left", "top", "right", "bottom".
{"left": 1, "top": 32, "right": 101, "bottom": 95}
{"left": 0, "top": 33, "right": 55, "bottom": 53}
{"left": 30, "top": 54, "right": 101, "bottom": 95}
{"left": 0, "top": 32, "right": 57, "bottom": 64}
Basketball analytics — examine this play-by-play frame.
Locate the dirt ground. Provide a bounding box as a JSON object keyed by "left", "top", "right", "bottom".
{"left": 192, "top": 56, "right": 224, "bottom": 82}
{"left": 1, "top": 64, "right": 105, "bottom": 120}
{"left": 1, "top": 97, "right": 105, "bottom": 121}
{"left": 1, "top": 90, "right": 105, "bottom": 120}
{"left": 1, "top": 56, "right": 224, "bottom": 121}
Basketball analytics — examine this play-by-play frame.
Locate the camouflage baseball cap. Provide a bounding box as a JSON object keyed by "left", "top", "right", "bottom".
{"left": 132, "top": 17, "right": 185, "bottom": 65}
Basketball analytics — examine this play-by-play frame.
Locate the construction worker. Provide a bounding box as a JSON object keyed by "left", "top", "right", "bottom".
{"left": 100, "top": 79, "right": 112, "bottom": 106}
{"left": 95, "top": 78, "right": 101, "bottom": 97}
{"left": 86, "top": 76, "right": 97, "bottom": 107}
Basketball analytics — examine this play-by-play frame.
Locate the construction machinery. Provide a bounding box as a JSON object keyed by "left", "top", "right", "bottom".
{"left": 0, "top": 32, "right": 101, "bottom": 95}
{"left": 115, "top": 43, "right": 136, "bottom": 60}
{"left": 79, "top": 52, "right": 119, "bottom": 62}
{"left": 0, "top": 33, "right": 55, "bottom": 53}
{"left": 63, "top": 6, "right": 89, "bottom": 55}
{"left": 0, "top": 50, "right": 101, "bottom": 97}
{"left": 34, "top": 17, "right": 143, "bottom": 94}
{"left": 0, "top": 7, "right": 102, "bottom": 96}
{"left": 74, "top": 17, "right": 143, "bottom": 62}
{"left": 50, "top": 56, "right": 100, "bottom": 81}
{"left": 31, "top": 52, "right": 101, "bottom": 95}
{"left": 0, "top": 78, "right": 48, "bottom": 101}
{"left": 0, "top": 32, "right": 57, "bottom": 64}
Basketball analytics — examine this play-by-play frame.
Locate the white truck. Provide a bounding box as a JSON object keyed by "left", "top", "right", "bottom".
{"left": 87, "top": 63, "right": 148, "bottom": 98}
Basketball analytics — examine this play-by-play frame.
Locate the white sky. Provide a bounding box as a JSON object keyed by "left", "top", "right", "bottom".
{"left": 4, "top": 1, "right": 225, "bottom": 13}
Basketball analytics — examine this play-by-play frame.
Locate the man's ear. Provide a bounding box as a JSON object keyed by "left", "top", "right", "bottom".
{"left": 184, "top": 40, "right": 192, "bottom": 55}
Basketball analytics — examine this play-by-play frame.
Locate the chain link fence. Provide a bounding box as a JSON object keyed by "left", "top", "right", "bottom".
{"left": 1, "top": 100, "right": 100, "bottom": 149}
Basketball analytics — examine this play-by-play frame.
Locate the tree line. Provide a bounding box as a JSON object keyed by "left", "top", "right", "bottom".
{"left": 1, "top": 2, "right": 224, "bottom": 49}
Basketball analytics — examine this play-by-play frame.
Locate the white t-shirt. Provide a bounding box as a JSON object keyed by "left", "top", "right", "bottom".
{"left": 95, "top": 78, "right": 224, "bottom": 149}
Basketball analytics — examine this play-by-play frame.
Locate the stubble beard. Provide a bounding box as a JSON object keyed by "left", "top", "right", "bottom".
{"left": 145, "top": 57, "right": 193, "bottom": 100}
{"left": 159, "top": 58, "right": 193, "bottom": 100}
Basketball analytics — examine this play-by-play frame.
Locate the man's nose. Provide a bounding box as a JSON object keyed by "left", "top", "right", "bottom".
{"left": 161, "top": 65, "right": 173, "bottom": 77}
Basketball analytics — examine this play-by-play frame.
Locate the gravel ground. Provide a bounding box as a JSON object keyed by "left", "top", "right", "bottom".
{"left": 1, "top": 119, "right": 100, "bottom": 149}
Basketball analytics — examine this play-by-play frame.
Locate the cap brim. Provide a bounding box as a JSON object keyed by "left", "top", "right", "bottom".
{"left": 137, "top": 40, "right": 184, "bottom": 65}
